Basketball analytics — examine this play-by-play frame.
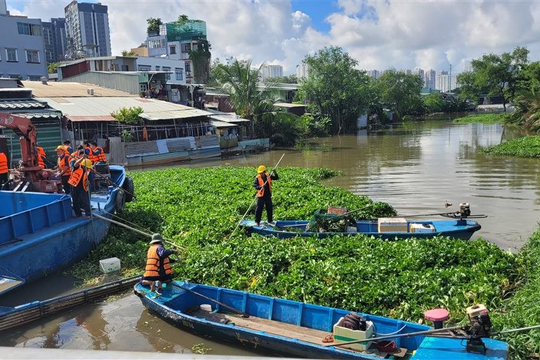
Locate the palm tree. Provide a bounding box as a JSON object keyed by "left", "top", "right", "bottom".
{"left": 507, "top": 92, "right": 540, "bottom": 134}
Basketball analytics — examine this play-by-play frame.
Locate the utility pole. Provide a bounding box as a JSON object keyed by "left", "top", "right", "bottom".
{"left": 449, "top": 63, "right": 452, "bottom": 92}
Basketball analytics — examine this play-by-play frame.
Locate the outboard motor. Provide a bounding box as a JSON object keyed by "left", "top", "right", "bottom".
{"left": 459, "top": 203, "right": 471, "bottom": 218}
{"left": 465, "top": 304, "right": 492, "bottom": 354}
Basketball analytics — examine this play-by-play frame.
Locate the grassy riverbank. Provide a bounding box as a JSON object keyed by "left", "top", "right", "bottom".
{"left": 483, "top": 136, "right": 540, "bottom": 158}
{"left": 71, "top": 167, "right": 534, "bottom": 358}
{"left": 453, "top": 113, "right": 507, "bottom": 124}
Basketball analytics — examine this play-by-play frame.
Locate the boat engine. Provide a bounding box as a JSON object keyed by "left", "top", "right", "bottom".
{"left": 459, "top": 203, "right": 471, "bottom": 218}
{"left": 465, "top": 304, "right": 492, "bottom": 354}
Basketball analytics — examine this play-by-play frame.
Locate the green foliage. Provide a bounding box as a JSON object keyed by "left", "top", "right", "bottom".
{"left": 298, "top": 113, "right": 330, "bottom": 137}
{"left": 47, "top": 62, "right": 59, "bottom": 74}
{"left": 423, "top": 93, "right": 446, "bottom": 113}
{"left": 121, "top": 129, "right": 134, "bottom": 142}
{"left": 121, "top": 50, "right": 136, "bottom": 57}
{"left": 111, "top": 106, "right": 143, "bottom": 124}
{"left": 257, "top": 110, "right": 301, "bottom": 147}
{"left": 188, "top": 39, "right": 211, "bottom": 84}
{"left": 298, "top": 46, "right": 371, "bottom": 134}
{"left": 506, "top": 91, "right": 540, "bottom": 134}
{"left": 376, "top": 69, "right": 424, "bottom": 120}
{"left": 146, "top": 17, "right": 163, "bottom": 34}
{"left": 492, "top": 229, "right": 540, "bottom": 359}
{"left": 72, "top": 167, "right": 521, "bottom": 329}
{"left": 265, "top": 75, "right": 298, "bottom": 84}
{"left": 453, "top": 113, "right": 507, "bottom": 124}
{"left": 483, "top": 136, "right": 540, "bottom": 158}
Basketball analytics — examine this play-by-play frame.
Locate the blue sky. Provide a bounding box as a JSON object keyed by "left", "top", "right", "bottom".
{"left": 291, "top": 0, "right": 334, "bottom": 33}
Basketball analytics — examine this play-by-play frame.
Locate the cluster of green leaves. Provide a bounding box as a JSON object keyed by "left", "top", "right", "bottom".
{"left": 423, "top": 93, "right": 473, "bottom": 114}
{"left": 72, "top": 167, "right": 521, "bottom": 327}
{"left": 453, "top": 113, "right": 508, "bottom": 125}
{"left": 483, "top": 136, "right": 540, "bottom": 158}
{"left": 375, "top": 70, "right": 424, "bottom": 120}
{"left": 146, "top": 17, "right": 163, "bottom": 34}
{"left": 111, "top": 106, "right": 143, "bottom": 124}
{"left": 491, "top": 229, "right": 540, "bottom": 359}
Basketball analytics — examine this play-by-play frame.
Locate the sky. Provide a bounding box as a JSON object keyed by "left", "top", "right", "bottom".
{"left": 6, "top": 0, "right": 540, "bottom": 75}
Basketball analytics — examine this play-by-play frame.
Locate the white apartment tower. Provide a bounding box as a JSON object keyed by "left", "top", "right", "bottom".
{"left": 64, "top": 1, "right": 111, "bottom": 58}
{"left": 296, "top": 62, "right": 309, "bottom": 80}
{"left": 261, "top": 64, "right": 283, "bottom": 80}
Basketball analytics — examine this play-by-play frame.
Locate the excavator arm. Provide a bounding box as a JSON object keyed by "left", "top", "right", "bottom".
{"left": 0, "top": 112, "right": 39, "bottom": 169}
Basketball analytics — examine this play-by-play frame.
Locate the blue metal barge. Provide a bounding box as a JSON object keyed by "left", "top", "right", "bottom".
{"left": 0, "top": 165, "right": 130, "bottom": 295}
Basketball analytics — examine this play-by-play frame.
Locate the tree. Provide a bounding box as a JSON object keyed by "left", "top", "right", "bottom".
{"left": 121, "top": 50, "right": 136, "bottom": 57}
{"left": 423, "top": 93, "right": 446, "bottom": 113}
{"left": 298, "top": 46, "right": 371, "bottom": 134}
{"left": 265, "top": 75, "right": 297, "bottom": 84}
{"left": 376, "top": 70, "right": 424, "bottom": 120}
{"left": 457, "top": 47, "right": 529, "bottom": 112}
{"left": 146, "top": 17, "right": 162, "bottom": 34}
{"left": 47, "top": 62, "right": 60, "bottom": 74}
{"left": 111, "top": 107, "right": 143, "bottom": 124}
{"left": 188, "top": 39, "right": 212, "bottom": 84}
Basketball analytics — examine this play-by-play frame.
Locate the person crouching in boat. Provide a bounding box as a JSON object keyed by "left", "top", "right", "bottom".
{"left": 142, "top": 234, "right": 178, "bottom": 294}
{"left": 254, "top": 165, "right": 279, "bottom": 226}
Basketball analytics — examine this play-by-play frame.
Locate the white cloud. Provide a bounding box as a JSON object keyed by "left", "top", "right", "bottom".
{"left": 7, "top": 0, "right": 540, "bottom": 74}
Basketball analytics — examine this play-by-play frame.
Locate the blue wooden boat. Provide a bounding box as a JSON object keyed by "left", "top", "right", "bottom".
{"left": 134, "top": 281, "right": 507, "bottom": 359}
{"left": 240, "top": 219, "right": 481, "bottom": 240}
{"left": 0, "top": 165, "right": 132, "bottom": 296}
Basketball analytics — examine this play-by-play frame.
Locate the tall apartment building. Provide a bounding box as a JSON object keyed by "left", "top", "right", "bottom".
{"left": 146, "top": 19, "right": 210, "bottom": 83}
{"left": 0, "top": 0, "right": 48, "bottom": 79}
{"left": 260, "top": 64, "right": 283, "bottom": 80}
{"left": 436, "top": 71, "right": 459, "bottom": 92}
{"left": 412, "top": 67, "right": 424, "bottom": 85}
{"left": 296, "top": 62, "right": 309, "bottom": 80}
{"left": 367, "top": 69, "right": 380, "bottom": 79}
{"left": 65, "top": 1, "right": 111, "bottom": 59}
{"left": 424, "top": 69, "right": 436, "bottom": 90}
{"left": 42, "top": 18, "right": 67, "bottom": 63}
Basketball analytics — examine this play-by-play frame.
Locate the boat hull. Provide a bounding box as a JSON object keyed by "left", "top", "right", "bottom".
{"left": 240, "top": 219, "right": 481, "bottom": 240}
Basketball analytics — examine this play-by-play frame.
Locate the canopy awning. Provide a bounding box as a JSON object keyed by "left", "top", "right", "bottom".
{"left": 139, "top": 109, "right": 210, "bottom": 121}
{"left": 210, "top": 119, "right": 238, "bottom": 128}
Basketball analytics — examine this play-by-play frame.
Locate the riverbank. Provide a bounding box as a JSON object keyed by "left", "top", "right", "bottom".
{"left": 483, "top": 136, "right": 540, "bottom": 158}
{"left": 72, "top": 168, "right": 520, "bottom": 324}
{"left": 453, "top": 113, "right": 507, "bottom": 124}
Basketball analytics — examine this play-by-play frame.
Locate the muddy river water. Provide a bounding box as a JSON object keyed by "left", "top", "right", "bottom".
{"left": 1, "top": 120, "right": 539, "bottom": 355}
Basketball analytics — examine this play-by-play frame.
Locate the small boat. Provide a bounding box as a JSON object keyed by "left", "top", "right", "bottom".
{"left": 134, "top": 281, "right": 508, "bottom": 359}
{"left": 0, "top": 165, "right": 133, "bottom": 296}
{"left": 240, "top": 219, "right": 481, "bottom": 240}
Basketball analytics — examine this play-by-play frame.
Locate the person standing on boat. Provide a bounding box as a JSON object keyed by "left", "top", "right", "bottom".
{"left": 0, "top": 151, "right": 8, "bottom": 189}
{"left": 254, "top": 165, "right": 279, "bottom": 226}
{"left": 63, "top": 140, "right": 73, "bottom": 154}
{"left": 55, "top": 145, "right": 72, "bottom": 194}
{"left": 142, "top": 234, "right": 178, "bottom": 293}
{"left": 68, "top": 150, "right": 92, "bottom": 219}
{"left": 88, "top": 141, "right": 107, "bottom": 165}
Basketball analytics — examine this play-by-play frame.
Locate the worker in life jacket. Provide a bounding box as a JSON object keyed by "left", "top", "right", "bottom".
{"left": 37, "top": 145, "right": 46, "bottom": 169}
{"left": 55, "top": 145, "right": 72, "bottom": 194}
{"left": 0, "top": 151, "right": 8, "bottom": 189}
{"left": 88, "top": 141, "right": 107, "bottom": 164}
{"left": 68, "top": 149, "right": 92, "bottom": 219}
{"left": 63, "top": 139, "right": 73, "bottom": 155}
{"left": 253, "top": 165, "right": 279, "bottom": 226}
{"left": 141, "top": 234, "right": 178, "bottom": 293}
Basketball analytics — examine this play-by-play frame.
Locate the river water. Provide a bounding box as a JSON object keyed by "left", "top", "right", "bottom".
{"left": 1, "top": 120, "right": 538, "bottom": 355}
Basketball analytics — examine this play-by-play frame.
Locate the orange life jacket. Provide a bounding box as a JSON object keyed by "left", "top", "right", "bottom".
{"left": 256, "top": 173, "right": 272, "bottom": 198}
{"left": 37, "top": 147, "right": 46, "bottom": 169}
{"left": 85, "top": 146, "right": 95, "bottom": 164}
{"left": 92, "top": 147, "right": 107, "bottom": 163}
{"left": 0, "top": 152, "right": 8, "bottom": 174}
{"left": 57, "top": 154, "right": 71, "bottom": 176}
{"left": 144, "top": 244, "right": 173, "bottom": 278}
{"left": 68, "top": 166, "right": 89, "bottom": 191}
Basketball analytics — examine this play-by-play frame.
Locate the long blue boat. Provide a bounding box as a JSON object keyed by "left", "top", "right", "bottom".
{"left": 240, "top": 219, "right": 481, "bottom": 240}
{"left": 0, "top": 165, "right": 132, "bottom": 296}
{"left": 134, "top": 281, "right": 508, "bottom": 359}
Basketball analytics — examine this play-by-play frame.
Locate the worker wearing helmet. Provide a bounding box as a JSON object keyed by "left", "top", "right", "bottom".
{"left": 253, "top": 165, "right": 279, "bottom": 226}
{"left": 55, "top": 145, "right": 72, "bottom": 194}
{"left": 68, "top": 149, "right": 92, "bottom": 219}
{"left": 141, "top": 234, "right": 178, "bottom": 294}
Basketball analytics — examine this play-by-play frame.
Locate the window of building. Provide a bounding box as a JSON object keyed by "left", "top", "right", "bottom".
{"left": 181, "top": 43, "right": 191, "bottom": 53}
{"left": 185, "top": 62, "right": 191, "bottom": 73}
{"left": 28, "top": 75, "right": 42, "bottom": 81}
{"left": 175, "top": 68, "right": 183, "bottom": 81}
{"left": 6, "top": 48, "right": 18, "bottom": 62}
{"left": 138, "top": 65, "right": 151, "bottom": 71}
{"left": 26, "top": 50, "right": 40, "bottom": 63}
{"left": 9, "top": 74, "right": 20, "bottom": 79}
{"left": 140, "top": 83, "right": 148, "bottom": 93}
{"left": 17, "top": 22, "right": 42, "bottom": 36}
{"left": 169, "top": 45, "right": 177, "bottom": 55}
{"left": 163, "top": 66, "right": 171, "bottom": 80}
{"left": 148, "top": 39, "right": 165, "bottom": 49}
{"left": 155, "top": 66, "right": 160, "bottom": 71}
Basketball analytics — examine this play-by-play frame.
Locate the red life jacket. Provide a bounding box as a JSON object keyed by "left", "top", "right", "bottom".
{"left": 0, "top": 152, "right": 8, "bottom": 174}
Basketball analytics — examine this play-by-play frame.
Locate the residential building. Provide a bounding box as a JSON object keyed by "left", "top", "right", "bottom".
{"left": 424, "top": 69, "right": 436, "bottom": 90}
{"left": 260, "top": 64, "right": 283, "bottom": 80}
{"left": 412, "top": 67, "right": 424, "bottom": 84}
{"left": 130, "top": 44, "right": 148, "bottom": 57}
{"left": 65, "top": 1, "right": 111, "bottom": 58}
{"left": 42, "top": 18, "right": 67, "bottom": 63}
{"left": 145, "top": 18, "right": 210, "bottom": 84}
{"left": 436, "top": 71, "right": 459, "bottom": 92}
{"left": 295, "top": 62, "right": 309, "bottom": 79}
{"left": 0, "top": 6, "right": 48, "bottom": 80}
{"left": 367, "top": 70, "right": 380, "bottom": 79}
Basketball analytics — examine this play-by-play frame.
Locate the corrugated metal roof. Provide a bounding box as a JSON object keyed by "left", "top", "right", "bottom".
{"left": 210, "top": 119, "right": 238, "bottom": 128}
{"left": 0, "top": 99, "right": 48, "bottom": 110}
{"left": 22, "top": 81, "right": 134, "bottom": 98}
{"left": 206, "top": 110, "right": 250, "bottom": 123}
{"left": 38, "top": 97, "right": 212, "bottom": 122}
{"left": 16, "top": 112, "right": 62, "bottom": 119}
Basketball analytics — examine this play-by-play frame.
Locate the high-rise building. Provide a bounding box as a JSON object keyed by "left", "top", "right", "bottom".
{"left": 0, "top": 0, "right": 7, "bottom": 16}
{"left": 367, "top": 69, "right": 380, "bottom": 79}
{"left": 296, "top": 62, "right": 309, "bottom": 80}
{"left": 412, "top": 67, "right": 424, "bottom": 85}
{"left": 424, "top": 69, "right": 436, "bottom": 90}
{"left": 65, "top": 1, "right": 111, "bottom": 59}
{"left": 260, "top": 64, "right": 283, "bottom": 80}
{"left": 43, "top": 18, "right": 67, "bottom": 64}
{"left": 435, "top": 71, "right": 459, "bottom": 92}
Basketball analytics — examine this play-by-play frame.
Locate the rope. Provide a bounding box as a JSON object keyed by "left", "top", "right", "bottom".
{"left": 227, "top": 153, "right": 285, "bottom": 241}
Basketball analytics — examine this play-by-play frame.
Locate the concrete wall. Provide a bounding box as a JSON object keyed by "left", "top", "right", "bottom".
{"left": 61, "top": 71, "right": 140, "bottom": 94}
{"left": 0, "top": 15, "right": 48, "bottom": 79}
